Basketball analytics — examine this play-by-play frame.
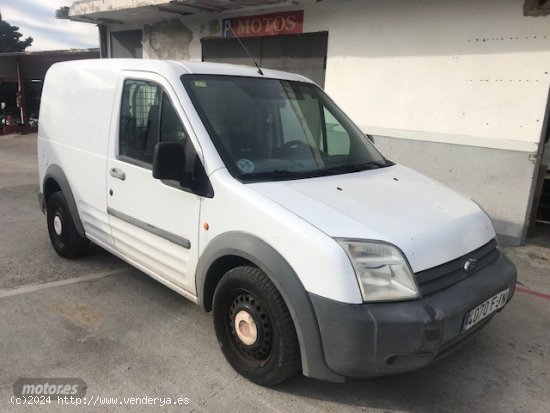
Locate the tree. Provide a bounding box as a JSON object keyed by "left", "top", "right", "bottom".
{"left": 0, "top": 12, "right": 33, "bottom": 52}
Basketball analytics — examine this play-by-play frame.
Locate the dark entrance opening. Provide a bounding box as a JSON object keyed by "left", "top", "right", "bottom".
{"left": 111, "top": 30, "right": 143, "bottom": 58}
{"left": 201, "top": 32, "right": 329, "bottom": 87}
{"left": 528, "top": 89, "right": 550, "bottom": 247}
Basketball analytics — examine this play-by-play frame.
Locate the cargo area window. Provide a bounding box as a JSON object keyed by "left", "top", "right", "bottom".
{"left": 119, "top": 79, "right": 189, "bottom": 166}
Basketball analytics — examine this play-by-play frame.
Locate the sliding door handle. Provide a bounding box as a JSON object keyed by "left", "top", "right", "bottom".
{"left": 110, "top": 168, "right": 126, "bottom": 181}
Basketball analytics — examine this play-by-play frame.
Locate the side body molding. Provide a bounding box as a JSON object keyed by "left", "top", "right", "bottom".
{"left": 43, "top": 164, "right": 86, "bottom": 238}
{"left": 195, "top": 232, "right": 344, "bottom": 382}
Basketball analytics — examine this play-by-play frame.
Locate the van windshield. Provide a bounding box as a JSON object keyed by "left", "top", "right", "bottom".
{"left": 182, "top": 75, "right": 391, "bottom": 182}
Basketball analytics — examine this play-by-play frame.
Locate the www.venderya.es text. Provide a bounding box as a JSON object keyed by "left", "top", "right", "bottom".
{"left": 11, "top": 395, "right": 191, "bottom": 407}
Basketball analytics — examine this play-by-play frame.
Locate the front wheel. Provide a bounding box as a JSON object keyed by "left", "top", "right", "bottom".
{"left": 213, "top": 266, "right": 301, "bottom": 386}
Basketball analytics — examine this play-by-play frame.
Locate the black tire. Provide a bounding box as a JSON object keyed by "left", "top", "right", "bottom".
{"left": 46, "top": 191, "right": 88, "bottom": 258}
{"left": 213, "top": 266, "right": 301, "bottom": 386}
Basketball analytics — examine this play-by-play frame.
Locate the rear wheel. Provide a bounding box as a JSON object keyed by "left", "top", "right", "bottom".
{"left": 213, "top": 266, "right": 301, "bottom": 386}
{"left": 46, "top": 191, "right": 88, "bottom": 258}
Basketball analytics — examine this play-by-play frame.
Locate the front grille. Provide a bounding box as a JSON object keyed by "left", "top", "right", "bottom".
{"left": 415, "top": 239, "right": 499, "bottom": 296}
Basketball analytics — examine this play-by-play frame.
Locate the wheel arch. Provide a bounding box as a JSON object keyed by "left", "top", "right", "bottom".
{"left": 42, "top": 164, "right": 86, "bottom": 238}
{"left": 196, "top": 231, "right": 344, "bottom": 382}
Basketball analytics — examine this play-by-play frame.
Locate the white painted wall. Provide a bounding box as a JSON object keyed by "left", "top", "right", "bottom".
{"left": 303, "top": 0, "right": 550, "bottom": 153}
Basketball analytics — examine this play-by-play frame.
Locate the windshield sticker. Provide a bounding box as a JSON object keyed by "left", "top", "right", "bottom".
{"left": 194, "top": 81, "right": 207, "bottom": 88}
{"left": 237, "top": 159, "right": 255, "bottom": 173}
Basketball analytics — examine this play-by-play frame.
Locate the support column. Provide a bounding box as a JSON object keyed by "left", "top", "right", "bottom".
{"left": 16, "top": 58, "right": 27, "bottom": 125}
{"left": 98, "top": 24, "right": 109, "bottom": 58}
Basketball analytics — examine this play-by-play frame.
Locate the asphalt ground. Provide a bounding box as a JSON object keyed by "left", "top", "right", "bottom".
{"left": 1, "top": 133, "right": 549, "bottom": 412}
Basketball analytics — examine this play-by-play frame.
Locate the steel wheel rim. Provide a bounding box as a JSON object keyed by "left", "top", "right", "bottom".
{"left": 226, "top": 290, "right": 273, "bottom": 367}
{"left": 53, "top": 214, "right": 63, "bottom": 235}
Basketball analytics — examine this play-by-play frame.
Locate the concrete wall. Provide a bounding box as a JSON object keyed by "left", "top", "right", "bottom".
{"left": 104, "top": 0, "right": 550, "bottom": 244}
{"left": 143, "top": 18, "right": 220, "bottom": 60}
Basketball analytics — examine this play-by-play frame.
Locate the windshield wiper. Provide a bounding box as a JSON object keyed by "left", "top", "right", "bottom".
{"left": 241, "top": 169, "right": 307, "bottom": 181}
{"left": 242, "top": 160, "right": 393, "bottom": 182}
{"left": 324, "top": 160, "right": 390, "bottom": 174}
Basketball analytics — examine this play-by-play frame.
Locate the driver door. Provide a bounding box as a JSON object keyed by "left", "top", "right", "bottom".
{"left": 106, "top": 72, "right": 201, "bottom": 297}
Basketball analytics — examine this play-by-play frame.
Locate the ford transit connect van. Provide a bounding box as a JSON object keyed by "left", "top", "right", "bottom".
{"left": 37, "top": 59, "right": 516, "bottom": 386}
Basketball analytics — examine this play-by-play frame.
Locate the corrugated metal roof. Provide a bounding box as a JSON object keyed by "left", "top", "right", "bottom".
{"left": 0, "top": 49, "right": 99, "bottom": 58}
{"left": 66, "top": 0, "right": 299, "bottom": 23}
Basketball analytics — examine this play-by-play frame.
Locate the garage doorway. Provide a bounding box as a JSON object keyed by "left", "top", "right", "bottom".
{"left": 528, "top": 89, "right": 550, "bottom": 247}
{"left": 201, "top": 32, "right": 329, "bottom": 87}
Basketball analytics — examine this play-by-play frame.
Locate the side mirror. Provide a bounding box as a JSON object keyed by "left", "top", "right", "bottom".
{"left": 153, "top": 141, "right": 186, "bottom": 183}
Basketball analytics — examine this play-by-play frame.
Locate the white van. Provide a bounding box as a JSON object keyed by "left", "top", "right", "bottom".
{"left": 38, "top": 59, "right": 516, "bottom": 386}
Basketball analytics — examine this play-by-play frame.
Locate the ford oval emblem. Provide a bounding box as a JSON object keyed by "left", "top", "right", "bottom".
{"left": 463, "top": 258, "right": 478, "bottom": 273}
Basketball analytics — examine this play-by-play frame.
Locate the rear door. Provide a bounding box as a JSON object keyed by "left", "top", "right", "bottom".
{"left": 106, "top": 71, "right": 201, "bottom": 297}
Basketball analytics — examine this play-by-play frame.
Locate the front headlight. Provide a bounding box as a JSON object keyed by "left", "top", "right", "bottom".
{"left": 336, "top": 240, "right": 420, "bottom": 302}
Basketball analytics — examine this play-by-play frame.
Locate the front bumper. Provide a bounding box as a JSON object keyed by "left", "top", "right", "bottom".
{"left": 309, "top": 252, "right": 517, "bottom": 379}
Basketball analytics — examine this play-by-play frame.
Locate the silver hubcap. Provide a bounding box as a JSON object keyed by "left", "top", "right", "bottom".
{"left": 234, "top": 310, "right": 258, "bottom": 346}
{"left": 53, "top": 215, "right": 63, "bottom": 236}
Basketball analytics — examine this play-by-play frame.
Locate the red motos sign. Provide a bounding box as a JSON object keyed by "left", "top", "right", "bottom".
{"left": 222, "top": 10, "right": 304, "bottom": 38}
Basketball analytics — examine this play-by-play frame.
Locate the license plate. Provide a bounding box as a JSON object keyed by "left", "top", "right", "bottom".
{"left": 461, "top": 288, "right": 510, "bottom": 333}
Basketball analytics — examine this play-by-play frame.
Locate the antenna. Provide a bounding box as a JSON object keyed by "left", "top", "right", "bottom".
{"left": 230, "top": 26, "right": 264, "bottom": 76}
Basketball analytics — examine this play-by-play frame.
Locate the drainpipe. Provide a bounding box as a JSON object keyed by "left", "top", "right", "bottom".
{"left": 16, "top": 58, "right": 27, "bottom": 125}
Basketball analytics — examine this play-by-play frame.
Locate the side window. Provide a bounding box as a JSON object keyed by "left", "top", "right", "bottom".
{"left": 158, "top": 94, "right": 204, "bottom": 190}
{"left": 279, "top": 93, "right": 322, "bottom": 146}
{"left": 279, "top": 101, "right": 307, "bottom": 144}
{"left": 189, "top": 79, "right": 256, "bottom": 158}
{"left": 160, "top": 93, "right": 188, "bottom": 143}
{"left": 323, "top": 108, "right": 351, "bottom": 156}
{"left": 119, "top": 80, "right": 161, "bottom": 164}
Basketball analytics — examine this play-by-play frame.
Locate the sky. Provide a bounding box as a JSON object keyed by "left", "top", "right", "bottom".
{"left": 0, "top": 0, "right": 98, "bottom": 51}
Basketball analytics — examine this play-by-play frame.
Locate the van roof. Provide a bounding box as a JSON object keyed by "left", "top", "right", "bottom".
{"left": 50, "top": 58, "right": 314, "bottom": 84}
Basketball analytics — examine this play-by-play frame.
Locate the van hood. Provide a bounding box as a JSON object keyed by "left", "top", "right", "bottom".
{"left": 248, "top": 164, "right": 495, "bottom": 273}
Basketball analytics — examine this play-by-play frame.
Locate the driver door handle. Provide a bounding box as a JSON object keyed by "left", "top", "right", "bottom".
{"left": 110, "top": 168, "right": 126, "bottom": 181}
